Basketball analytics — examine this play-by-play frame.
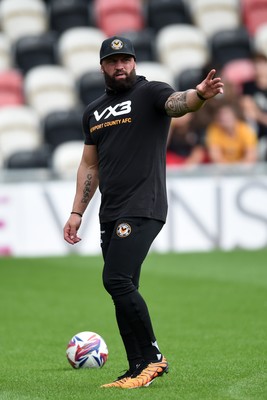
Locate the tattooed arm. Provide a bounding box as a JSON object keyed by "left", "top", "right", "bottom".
{"left": 64, "top": 145, "right": 99, "bottom": 245}
{"left": 165, "top": 69, "right": 224, "bottom": 117}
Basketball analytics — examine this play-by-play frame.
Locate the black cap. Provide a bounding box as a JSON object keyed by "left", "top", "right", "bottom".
{"left": 100, "top": 36, "right": 136, "bottom": 63}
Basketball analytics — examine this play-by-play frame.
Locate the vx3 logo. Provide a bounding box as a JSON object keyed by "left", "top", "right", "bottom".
{"left": 94, "top": 101, "right": 131, "bottom": 121}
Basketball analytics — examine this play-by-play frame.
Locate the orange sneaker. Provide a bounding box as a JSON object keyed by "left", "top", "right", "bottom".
{"left": 121, "top": 356, "right": 169, "bottom": 389}
{"left": 100, "top": 370, "right": 132, "bottom": 388}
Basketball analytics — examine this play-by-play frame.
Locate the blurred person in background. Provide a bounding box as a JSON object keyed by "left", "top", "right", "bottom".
{"left": 206, "top": 101, "right": 258, "bottom": 164}
{"left": 166, "top": 113, "right": 207, "bottom": 166}
{"left": 240, "top": 52, "right": 267, "bottom": 160}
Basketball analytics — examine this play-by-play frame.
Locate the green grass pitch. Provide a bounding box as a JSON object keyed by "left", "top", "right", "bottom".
{"left": 0, "top": 250, "right": 267, "bottom": 400}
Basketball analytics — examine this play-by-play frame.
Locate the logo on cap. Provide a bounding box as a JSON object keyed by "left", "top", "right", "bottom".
{"left": 111, "top": 39, "right": 124, "bottom": 50}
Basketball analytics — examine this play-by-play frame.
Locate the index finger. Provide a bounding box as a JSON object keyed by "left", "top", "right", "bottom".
{"left": 206, "top": 69, "right": 216, "bottom": 80}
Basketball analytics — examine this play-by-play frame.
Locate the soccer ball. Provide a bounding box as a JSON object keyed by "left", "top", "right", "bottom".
{"left": 66, "top": 331, "right": 108, "bottom": 369}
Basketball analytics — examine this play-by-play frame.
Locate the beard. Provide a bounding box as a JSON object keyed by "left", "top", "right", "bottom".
{"left": 103, "top": 68, "right": 137, "bottom": 92}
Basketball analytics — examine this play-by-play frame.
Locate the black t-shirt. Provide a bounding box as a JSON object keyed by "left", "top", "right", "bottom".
{"left": 82, "top": 75, "right": 175, "bottom": 223}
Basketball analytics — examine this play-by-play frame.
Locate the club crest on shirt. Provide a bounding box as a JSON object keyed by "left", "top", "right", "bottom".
{"left": 116, "top": 223, "right": 131, "bottom": 238}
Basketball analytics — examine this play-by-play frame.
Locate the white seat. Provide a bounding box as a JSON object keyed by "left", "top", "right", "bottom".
{"left": 155, "top": 24, "right": 209, "bottom": 75}
{"left": 0, "top": 0, "right": 48, "bottom": 43}
{"left": 254, "top": 23, "right": 267, "bottom": 57}
{"left": 0, "top": 105, "right": 42, "bottom": 167}
{"left": 190, "top": 0, "right": 241, "bottom": 37}
{"left": 0, "top": 33, "right": 11, "bottom": 70}
{"left": 24, "top": 65, "right": 78, "bottom": 118}
{"left": 136, "top": 62, "right": 175, "bottom": 86}
{"left": 57, "top": 27, "right": 106, "bottom": 79}
{"left": 51, "top": 140, "right": 84, "bottom": 178}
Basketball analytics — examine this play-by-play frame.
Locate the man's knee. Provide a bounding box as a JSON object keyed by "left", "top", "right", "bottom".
{"left": 102, "top": 273, "right": 135, "bottom": 297}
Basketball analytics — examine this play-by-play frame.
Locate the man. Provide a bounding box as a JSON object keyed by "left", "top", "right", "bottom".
{"left": 63, "top": 36, "right": 223, "bottom": 389}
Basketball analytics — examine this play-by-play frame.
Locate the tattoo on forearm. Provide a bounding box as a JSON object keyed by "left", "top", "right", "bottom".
{"left": 81, "top": 174, "right": 92, "bottom": 203}
{"left": 165, "top": 91, "right": 190, "bottom": 117}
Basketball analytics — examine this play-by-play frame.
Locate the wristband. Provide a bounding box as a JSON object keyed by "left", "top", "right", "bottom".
{"left": 71, "top": 211, "right": 83, "bottom": 218}
{"left": 196, "top": 90, "right": 207, "bottom": 101}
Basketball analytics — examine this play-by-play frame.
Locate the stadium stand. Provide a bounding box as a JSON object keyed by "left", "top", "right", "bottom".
{"left": 118, "top": 29, "right": 157, "bottom": 62}
{"left": 0, "top": 105, "right": 42, "bottom": 167}
{"left": 49, "top": 0, "right": 93, "bottom": 35}
{"left": 174, "top": 67, "right": 205, "bottom": 91}
{"left": 136, "top": 61, "right": 175, "bottom": 86}
{"left": 210, "top": 27, "right": 252, "bottom": 69}
{"left": 0, "top": 33, "right": 12, "bottom": 70}
{"left": 221, "top": 58, "right": 255, "bottom": 94}
{"left": 57, "top": 26, "right": 106, "bottom": 79}
{"left": 24, "top": 65, "right": 78, "bottom": 118}
{"left": 0, "top": 69, "right": 24, "bottom": 106}
{"left": 5, "top": 147, "right": 51, "bottom": 169}
{"left": 254, "top": 23, "right": 267, "bottom": 57}
{"left": 51, "top": 140, "right": 84, "bottom": 178}
{"left": 78, "top": 70, "right": 106, "bottom": 106}
{"left": 0, "top": 0, "right": 48, "bottom": 43}
{"left": 241, "top": 0, "right": 267, "bottom": 37}
{"left": 191, "top": 0, "right": 241, "bottom": 37}
{"left": 94, "top": 0, "right": 144, "bottom": 37}
{"left": 14, "top": 32, "right": 58, "bottom": 75}
{"left": 43, "top": 108, "right": 84, "bottom": 150}
{"left": 155, "top": 24, "right": 209, "bottom": 75}
{"left": 146, "top": 0, "right": 192, "bottom": 33}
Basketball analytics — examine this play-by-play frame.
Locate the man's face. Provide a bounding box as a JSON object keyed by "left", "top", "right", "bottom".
{"left": 101, "top": 54, "right": 136, "bottom": 91}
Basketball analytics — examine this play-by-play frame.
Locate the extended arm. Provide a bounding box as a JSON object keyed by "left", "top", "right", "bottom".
{"left": 63, "top": 145, "right": 99, "bottom": 245}
{"left": 165, "top": 69, "right": 224, "bottom": 117}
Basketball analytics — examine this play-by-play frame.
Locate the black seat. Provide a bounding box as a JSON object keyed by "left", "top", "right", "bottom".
{"left": 119, "top": 29, "right": 157, "bottom": 62}
{"left": 174, "top": 67, "right": 205, "bottom": 91}
{"left": 14, "top": 33, "right": 58, "bottom": 74}
{"left": 78, "top": 70, "right": 106, "bottom": 106}
{"left": 49, "top": 0, "right": 92, "bottom": 34}
{"left": 43, "top": 108, "right": 84, "bottom": 150}
{"left": 5, "top": 146, "right": 52, "bottom": 169}
{"left": 210, "top": 27, "right": 252, "bottom": 69}
{"left": 146, "top": 0, "right": 192, "bottom": 33}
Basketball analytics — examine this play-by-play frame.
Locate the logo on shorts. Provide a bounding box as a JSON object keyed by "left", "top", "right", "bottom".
{"left": 116, "top": 223, "right": 131, "bottom": 238}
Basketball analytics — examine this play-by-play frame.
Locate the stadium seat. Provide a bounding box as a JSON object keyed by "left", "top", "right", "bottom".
{"left": 0, "top": 106, "right": 42, "bottom": 167}
{"left": 14, "top": 32, "right": 58, "bottom": 75}
{"left": 57, "top": 27, "right": 106, "bottom": 79}
{"left": 210, "top": 27, "right": 252, "bottom": 69}
{"left": 174, "top": 67, "right": 205, "bottom": 91}
{"left": 191, "top": 0, "right": 241, "bottom": 37}
{"left": 24, "top": 65, "right": 78, "bottom": 118}
{"left": 146, "top": 0, "right": 192, "bottom": 33}
{"left": 119, "top": 29, "right": 157, "bottom": 62}
{"left": 78, "top": 70, "right": 106, "bottom": 106}
{"left": 94, "top": 0, "right": 144, "bottom": 36}
{"left": 155, "top": 24, "right": 209, "bottom": 75}
{"left": 51, "top": 140, "right": 84, "bottom": 178}
{"left": 254, "top": 23, "right": 267, "bottom": 57}
{"left": 241, "top": 0, "right": 267, "bottom": 37}
{"left": 0, "top": 0, "right": 48, "bottom": 43}
{"left": 5, "top": 146, "right": 52, "bottom": 169}
{"left": 49, "top": 0, "right": 92, "bottom": 35}
{"left": 0, "top": 33, "right": 12, "bottom": 70}
{"left": 221, "top": 58, "right": 255, "bottom": 94}
{"left": 136, "top": 62, "right": 175, "bottom": 86}
{"left": 43, "top": 108, "right": 84, "bottom": 150}
{"left": 0, "top": 69, "right": 24, "bottom": 106}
